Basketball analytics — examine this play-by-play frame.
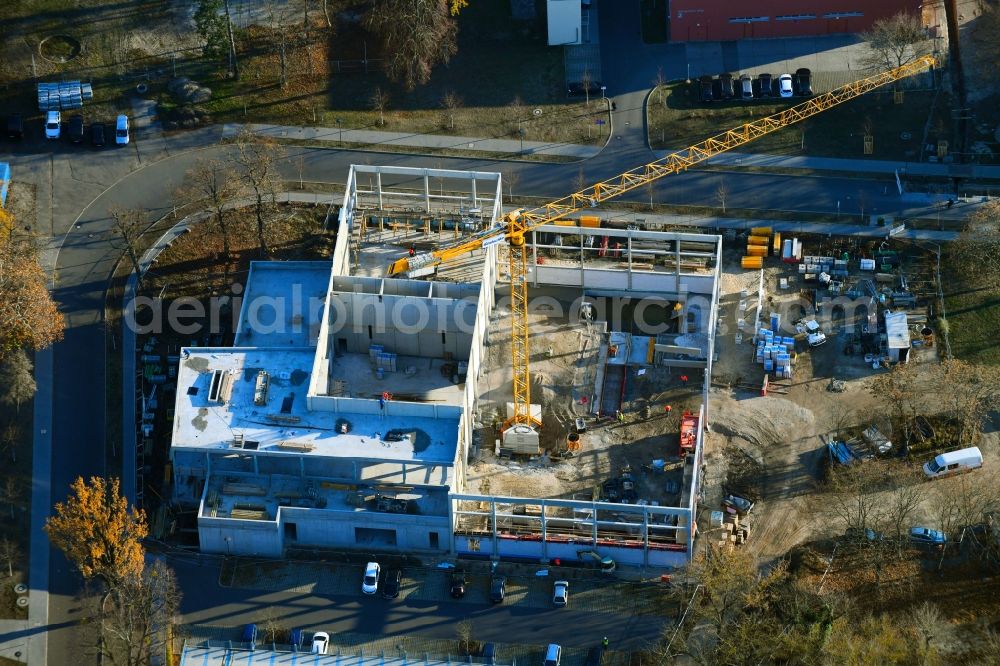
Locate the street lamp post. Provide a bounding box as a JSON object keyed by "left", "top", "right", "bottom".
{"left": 837, "top": 200, "right": 841, "bottom": 219}
{"left": 600, "top": 85, "right": 606, "bottom": 100}
{"left": 336, "top": 117, "right": 343, "bottom": 143}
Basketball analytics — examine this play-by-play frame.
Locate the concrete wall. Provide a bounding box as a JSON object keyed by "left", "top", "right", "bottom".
{"left": 452, "top": 535, "right": 690, "bottom": 569}
{"left": 282, "top": 506, "right": 450, "bottom": 553}
{"left": 326, "top": 291, "right": 476, "bottom": 360}
{"left": 532, "top": 265, "right": 715, "bottom": 295}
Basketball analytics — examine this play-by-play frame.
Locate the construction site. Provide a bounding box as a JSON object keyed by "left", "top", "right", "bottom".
{"left": 162, "top": 56, "right": 978, "bottom": 572}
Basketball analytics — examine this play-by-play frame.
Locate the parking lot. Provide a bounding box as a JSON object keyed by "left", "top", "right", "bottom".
{"left": 220, "top": 557, "right": 674, "bottom": 618}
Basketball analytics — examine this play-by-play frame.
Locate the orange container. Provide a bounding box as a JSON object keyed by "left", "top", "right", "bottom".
{"left": 741, "top": 256, "right": 764, "bottom": 269}
{"left": 746, "top": 245, "right": 768, "bottom": 257}
{"left": 579, "top": 215, "right": 601, "bottom": 228}
{"left": 747, "top": 235, "right": 769, "bottom": 246}
{"left": 772, "top": 232, "right": 782, "bottom": 255}
{"left": 750, "top": 226, "right": 773, "bottom": 236}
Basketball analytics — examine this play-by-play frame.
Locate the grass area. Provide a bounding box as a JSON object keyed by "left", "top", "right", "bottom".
{"left": 1, "top": 1, "right": 605, "bottom": 145}
{"left": 640, "top": 0, "right": 669, "bottom": 43}
{"left": 143, "top": 204, "right": 335, "bottom": 303}
{"left": 942, "top": 275, "right": 1000, "bottom": 365}
{"left": 172, "top": 2, "right": 606, "bottom": 144}
{"left": 648, "top": 81, "right": 951, "bottom": 161}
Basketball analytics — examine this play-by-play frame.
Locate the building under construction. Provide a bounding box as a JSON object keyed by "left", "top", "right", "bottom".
{"left": 168, "top": 165, "right": 721, "bottom": 569}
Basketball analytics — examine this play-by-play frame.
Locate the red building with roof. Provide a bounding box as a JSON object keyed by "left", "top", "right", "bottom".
{"left": 669, "top": 0, "right": 925, "bottom": 42}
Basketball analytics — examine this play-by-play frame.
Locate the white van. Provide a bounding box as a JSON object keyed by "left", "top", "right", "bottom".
{"left": 923, "top": 446, "right": 983, "bottom": 480}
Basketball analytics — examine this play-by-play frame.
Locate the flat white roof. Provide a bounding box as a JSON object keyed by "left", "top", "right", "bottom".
{"left": 172, "top": 348, "right": 460, "bottom": 464}
{"left": 884, "top": 311, "right": 910, "bottom": 349}
{"left": 234, "top": 261, "right": 330, "bottom": 348}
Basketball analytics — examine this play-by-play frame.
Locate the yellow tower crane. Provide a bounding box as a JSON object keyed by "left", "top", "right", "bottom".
{"left": 387, "top": 55, "right": 935, "bottom": 442}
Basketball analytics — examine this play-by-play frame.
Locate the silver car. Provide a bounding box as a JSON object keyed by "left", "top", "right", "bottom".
{"left": 552, "top": 580, "right": 569, "bottom": 606}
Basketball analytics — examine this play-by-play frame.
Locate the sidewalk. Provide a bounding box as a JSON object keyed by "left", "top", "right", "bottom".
{"left": 0, "top": 619, "right": 28, "bottom": 662}
{"left": 670, "top": 150, "right": 1000, "bottom": 181}
{"left": 590, "top": 208, "right": 958, "bottom": 242}
{"left": 222, "top": 123, "right": 604, "bottom": 159}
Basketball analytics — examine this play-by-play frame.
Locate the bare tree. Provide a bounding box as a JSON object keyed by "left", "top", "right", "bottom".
{"left": 110, "top": 207, "right": 148, "bottom": 291}
{"left": 715, "top": 179, "right": 729, "bottom": 214}
{"left": 455, "top": 619, "right": 474, "bottom": 655}
{"left": 654, "top": 65, "right": 667, "bottom": 105}
{"left": 0, "top": 349, "right": 36, "bottom": 412}
{"left": 860, "top": 12, "right": 929, "bottom": 72}
{"left": 950, "top": 199, "right": 1000, "bottom": 285}
{"left": 0, "top": 538, "right": 19, "bottom": 577}
{"left": 0, "top": 477, "right": 18, "bottom": 519}
{"left": 366, "top": 0, "right": 458, "bottom": 90}
{"left": 0, "top": 422, "right": 17, "bottom": 463}
{"left": 580, "top": 68, "right": 593, "bottom": 106}
{"left": 233, "top": 129, "right": 284, "bottom": 256}
{"left": 440, "top": 90, "right": 463, "bottom": 130}
{"left": 370, "top": 87, "right": 390, "bottom": 127}
{"left": 176, "top": 159, "right": 244, "bottom": 266}
{"left": 504, "top": 169, "right": 521, "bottom": 205}
{"left": 506, "top": 95, "right": 525, "bottom": 136}
{"left": 98, "top": 559, "right": 182, "bottom": 666}
{"left": 223, "top": 0, "right": 240, "bottom": 80}
{"left": 572, "top": 166, "right": 587, "bottom": 194}
{"left": 911, "top": 602, "right": 952, "bottom": 665}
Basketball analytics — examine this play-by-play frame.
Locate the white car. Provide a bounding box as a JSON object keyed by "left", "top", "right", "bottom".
{"left": 45, "top": 111, "right": 61, "bottom": 139}
{"left": 552, "top": 580, "right": 569, "bottom": 606}
{"left": 311, "top": 631, "right": 330, "bottom": 654}
{"left": 778, "top": 74, "right": 794, "bottom": 98}
{"left": 362, "top": 561, "right": 380, "bottom": 594}
{"left": 115, "top": 114, "right": 130, "bottom": 145}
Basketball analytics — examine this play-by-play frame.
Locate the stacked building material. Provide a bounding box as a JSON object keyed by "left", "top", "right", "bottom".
{"left": 37, "top": 81, "right": 92, "bottom": 110}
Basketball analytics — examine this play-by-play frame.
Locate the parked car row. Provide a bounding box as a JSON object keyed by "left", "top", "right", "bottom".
{"left": 5, "top": 111, "right": 129, "bottom": 146}
{"left": 362, "top": 561, "right": 570, "bottom": 607}
{"left": 242, "top": 624, "right": 331, "bottom": 654}
{"left": 697, "top": 68, "right": 812, "bottom": 103}
{"left": 843, "top": 525, "right": 949, "bottom": 547}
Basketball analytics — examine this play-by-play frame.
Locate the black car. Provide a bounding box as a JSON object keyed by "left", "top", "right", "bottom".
{"left": 382, "top": 569, "right": 401, "bottom": 599}
{"left": 449, "top": 571, "right": 466, "bottom": 599}
{"left": 756, "top": 73, "right": 772, "bottom": 98}
{"left": 67, "top": 114, "right": 84, "bottom": 143}
{"left": 568, "top": 80, "right": 604, "bottom": 97}
{"left": 795, "top": 68, "right": 813, "bottom": 96}
{"left": 718, "top": 73, "right": 735, "bottom": 99}
{"left": 5, "top": 114, "right": 23, "bottom": 140}
{"left": 489, "top": 575, "right": 506, "bottom": 603}
{"left": 698, "top": 75, "right": 714, "bottom": 103}
{"left": 90, "top": 123, "right": 106, "bottom": 148}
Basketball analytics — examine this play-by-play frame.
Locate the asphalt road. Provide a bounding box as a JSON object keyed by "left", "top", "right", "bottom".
{"left": 1, "top": 83, "right": 970, "bottom": 666}
{"left": 171, "top": 559, "right": 667, "bottom": 651}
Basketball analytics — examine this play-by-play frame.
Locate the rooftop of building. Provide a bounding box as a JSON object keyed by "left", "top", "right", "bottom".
{"left": 172, "top": 348, "right": 460, "bottom": 464}
{"left": 201, "top": 474, "right": 450, "bottom": 521}
{"left": 884, "top": 310, "right": 911, "bottom": 349}
{"left": 234, "top": 261, "right": 331, "bottom": 348}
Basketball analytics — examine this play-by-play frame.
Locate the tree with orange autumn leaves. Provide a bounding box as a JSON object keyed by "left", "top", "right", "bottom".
{"left": 0, "top": 208, "right": 64, "bottom": 359}
{"left": 44, "top": 476, "right": 148, "bottom": 588}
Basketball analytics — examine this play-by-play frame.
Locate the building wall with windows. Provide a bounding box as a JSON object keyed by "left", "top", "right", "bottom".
{"left": 669, "top": 0, "right": 923, "bottom": 42}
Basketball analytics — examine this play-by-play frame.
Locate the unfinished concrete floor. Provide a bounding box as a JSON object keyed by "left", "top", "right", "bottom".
{"left": 467, "top": 294, "right": 704, "bottom": 507}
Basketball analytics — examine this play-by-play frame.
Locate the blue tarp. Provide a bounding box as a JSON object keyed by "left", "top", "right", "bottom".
{"left": 0, "top": 162, "right": 9, "bottom": 208}
{"left": 828, "top": 440, "right": 859, "bottom": 466}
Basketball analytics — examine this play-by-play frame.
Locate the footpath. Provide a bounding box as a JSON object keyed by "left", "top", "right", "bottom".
{"left": 222, "top": 123, "right": 604, "bottom": 159}
{"left": 224, "top": 121, "right": 1000, "bottom": 182}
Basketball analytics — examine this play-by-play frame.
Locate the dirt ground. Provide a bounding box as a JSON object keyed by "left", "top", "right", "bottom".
{"left": 467, "top": 302, "right": 701, "bottom": 506}
{"left": 700, "top": 239, "right": 999, "bottom": 568}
